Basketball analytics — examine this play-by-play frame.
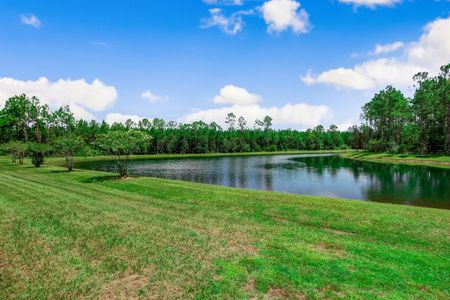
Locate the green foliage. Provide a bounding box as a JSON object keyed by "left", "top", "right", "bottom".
{"left": 1, "top": 141, "right": 28, "bottom": 164}
{"left": 96, "top": 130, "right": 150, "bottom": 177}
{"left": 27, "top": 142, "right": 52, "bottom": 167}
{"left": 1, "top": 63, "right": 448, "bottom": 157}
{"left": 52, "top": 134, "right": 86, "bottom": 171}
{"left": 358, "top": 63, "right": 450, "bottom": 154}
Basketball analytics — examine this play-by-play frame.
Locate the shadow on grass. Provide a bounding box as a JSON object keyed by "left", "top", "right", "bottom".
{"left": 49, "top": 170, "right": 71, "bottom": 173}
{"left": 81, "top": 175, "right": 123, "bottom": 183}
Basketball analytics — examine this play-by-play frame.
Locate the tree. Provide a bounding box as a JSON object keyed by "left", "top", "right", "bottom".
{"left": 53, "top": 134, "right": 86, "bottom": 171}
{"left": 225, "top": 113, "right": 236, "bottom": 131}
{"left": 2, "top": 141, "right": 27, "bottom": 164}
{"left": 97, "top": 130, "right": 150, "bottom": 177}
{"left": 254, "top": 118, "right": 264, "bottom": 130}
{"left": 27, "top": 142, "right": 52, "bottom": 167}
{"left": 362, "top": 86, "right": 409, "bottom": 152}
{"left": 238, "top": 116, "right": 247, "bottom": 131}
{"left": 263, "top": 115, "right": 273, "bottom": 131}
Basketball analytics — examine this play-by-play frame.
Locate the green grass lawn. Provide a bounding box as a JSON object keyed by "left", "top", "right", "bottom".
{"left": 0, "top": 157, "right": 449, "bottom": 299}
{"left": 341, "top": 152, "right": 450, "bottom": 169}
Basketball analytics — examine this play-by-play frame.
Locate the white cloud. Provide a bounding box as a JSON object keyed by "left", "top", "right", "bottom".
{"left": 336, "top": 122, "right": 354, "bottom": 131}
{"left": 338, "top": 0, "right": 402, "bottom": 8}
{"left": 141, "top": 89, "right": 168, "bottom": 103}
{"left": 0, "top": 77, "right": 117, "bottom": 120}
{"left": 261, "top": 0, "right": 310, "bottom": 35}
{"left": 20, "top": 14, "right": 41, "bottom": 28}
{"left": 105, "top": 113, "right": 146, "bottom": 125}
{"left": 203, "top": 0, "right": 243, "bottom": 5}
{"left": 372, "top": 41, "right": 404, "bottom": 55}
{"left": 182, "top": 103, "right": 331, "bottom": 129}
{"left": 200, "top": 8, "right": 253, "bottom": 35}
{"left": 183, "top": 85, "right": 330, "bottom": 128}
{"left": 212, "top": 85, "right": 262, "bottom": 105}
{"left": 302, "top": 17, "right": 450, "bottom": 91}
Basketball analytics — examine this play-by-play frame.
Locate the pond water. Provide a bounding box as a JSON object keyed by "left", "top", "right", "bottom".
{"left": 76, "top": 154, "right": 450, "bottom": 209}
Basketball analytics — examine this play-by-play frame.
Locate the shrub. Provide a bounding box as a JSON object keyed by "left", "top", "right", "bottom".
{"left": 27, "top": 143, "right": 52, "bottom": 167}
{"left": 2, "top": 141, "right": 28, "bottom": 164}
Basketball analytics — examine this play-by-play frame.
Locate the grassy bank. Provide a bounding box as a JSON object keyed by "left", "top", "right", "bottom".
{"left": 341, "top": 151, "right": 450, "bottom": 169}
{"left": 0, "top": 158, "right": 449, "bottom": 299}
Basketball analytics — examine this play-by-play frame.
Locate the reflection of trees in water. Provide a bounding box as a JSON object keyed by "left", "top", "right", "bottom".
{"left": 292, "top": 156, "right": 450, "bottom": 208}
{"left": 82, "top": 156, "right": 449, "bottom": 209}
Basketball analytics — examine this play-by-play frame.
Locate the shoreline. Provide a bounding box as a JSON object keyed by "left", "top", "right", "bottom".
{"left": 340, "top": 151, "right": 450, "bottom": 169}
{"left": 0, "top": 157, "right": 449, "bottom": 298}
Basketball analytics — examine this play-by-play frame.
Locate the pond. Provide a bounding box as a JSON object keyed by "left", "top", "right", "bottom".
{"left": 76, "top": 154, "right": 450, "bottom": 209}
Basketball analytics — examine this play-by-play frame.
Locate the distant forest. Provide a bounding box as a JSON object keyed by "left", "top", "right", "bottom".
{"left": 0, "top": 64, "right": 449, "bottom": 156}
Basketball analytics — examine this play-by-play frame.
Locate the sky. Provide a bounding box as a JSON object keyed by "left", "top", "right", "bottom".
{"left": 0, "top": 0, "right": 449, "bottom": 130}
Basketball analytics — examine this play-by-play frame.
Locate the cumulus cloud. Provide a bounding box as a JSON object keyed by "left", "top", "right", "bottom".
{"left": 182, "top": 103, "right": 331, "bottom": 129}
{"left": 182, "top": 84, "right": 330, "bottom": 129}
{"left": 0, "top": 77, "right": 117, "bottom": 120}
{"left": 105, "top": 113, "right": 147, "bottom": 125}
{"left": 20, "top": 14, "right": 41, "bottom": 28}
{"left": 338, "top": 0, "right": 402, "bottom": 8}
{"left": 200, "top": 8, "right": 253, "bottom": 35}
{"left": 336, "top": 122, "right": 354, "bottom": 131}
{"left": 212, "top": 85, "right": 262, "bottom": 105}
{"left": 141, "top": 89, "right": 168, "bottom": 103}
{"left": 302, "top": 17, "right": 450, "bottom": 91}
{"left": 372, "top": 41, "right": 404, "bottom": 55}
{"left": 261, "top": 0, "right": 310, "bottom": 35}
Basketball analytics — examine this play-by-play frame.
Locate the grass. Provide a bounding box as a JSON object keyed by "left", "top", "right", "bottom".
{"left": 0, "top": 156, "right": 449, "bottom": 299}
{"left": 341, "top": 151, "right": 450, "bottom": 169}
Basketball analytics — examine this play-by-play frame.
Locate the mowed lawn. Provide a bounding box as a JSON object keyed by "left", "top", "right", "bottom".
{"left": 341, "top": 152, "right": 450, "bottom": 169}
{"left": 0, "top": 158, "right": 449, "bottom": 299}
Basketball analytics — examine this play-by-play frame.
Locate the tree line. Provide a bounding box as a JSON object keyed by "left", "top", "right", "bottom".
{"left": 0, "top": 63, "right": 448, "bottom": 174}
{"left": 351, "top": 64, "right": 449, "bottom": 154}
{"left": 0, "top": 94, "right": 351, "bottom": 162}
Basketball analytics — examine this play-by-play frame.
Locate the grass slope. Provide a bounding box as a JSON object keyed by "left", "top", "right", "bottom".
{"left": 0, "top": 158, "right": 449, "bottom": 299}
{"left": 341, "top": 152, "right": 450, "bottom": 169}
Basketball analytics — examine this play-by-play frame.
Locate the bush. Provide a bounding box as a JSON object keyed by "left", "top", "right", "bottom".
{"left": 27, "top": 143, "right": 52, "bottom": 167}
{"left": 367, "top": 139, "right": 385, "bottom": 152}
{"left": 265, "top": 145, "right": 278, "bottom": 152}
{"left": 2, "top": 141, "right": 28, "bottom": 164}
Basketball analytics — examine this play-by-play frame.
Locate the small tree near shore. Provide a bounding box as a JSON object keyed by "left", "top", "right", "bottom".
{"left": 97, "top": 130, "right": 150, "bottom": 178}
{"left": 53, "top": 135, "right": 86, "bottom": 171}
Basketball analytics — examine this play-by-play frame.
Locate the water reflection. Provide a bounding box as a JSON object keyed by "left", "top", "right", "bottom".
{"left": 76, "top": 154, "right": 450, "bottom": 209}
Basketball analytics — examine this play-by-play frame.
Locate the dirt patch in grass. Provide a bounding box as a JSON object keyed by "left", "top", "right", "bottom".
{"left": 227, "top": 237, "right": 259, "bottom": 256}
{"left": 99, "top": 273, "right": 149, "bottom": 300}
{"left": 144, "top": 279, "right": 186, "bottom": 300}
{"left": 308, "top": 242, "right": 347, "bottom": 259}
{"left": 324, "top": 228, "right": 354, "bottom": 236}
{"left": 244, "top": 276, "right": 256, "bottom": 291}
{"left": 0, "top": 250, "right": 9, "bottom": 270}
{"left": 266, "top": 287, "right": 306, "bottom": 299}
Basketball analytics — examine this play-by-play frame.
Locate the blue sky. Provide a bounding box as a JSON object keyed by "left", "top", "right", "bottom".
{"left": 0, "top": 0, "right": 449, "bottom": 129}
